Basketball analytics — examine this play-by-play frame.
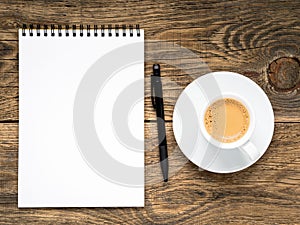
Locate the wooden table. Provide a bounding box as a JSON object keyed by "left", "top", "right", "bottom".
{"left": 1, "top": 0, "right": 299, "bottom": 224}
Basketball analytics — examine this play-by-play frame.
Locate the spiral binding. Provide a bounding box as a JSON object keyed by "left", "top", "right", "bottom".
{"left": 22, "top": 24, "right": 141, "bottom": 37}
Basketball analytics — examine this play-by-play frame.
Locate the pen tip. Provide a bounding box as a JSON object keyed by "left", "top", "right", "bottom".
{"left": 164, "top": 178, "right": 168, "bottom": 182}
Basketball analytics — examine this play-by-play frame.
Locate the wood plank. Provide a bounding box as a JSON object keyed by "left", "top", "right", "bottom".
{"left": 1, "top": 60, "right": 299, "bottom": 122}
{"left": 0, "top": 122, "right": 299, "bottom": 224}
{"left": 0, "top": 0, "right": 300, "bottom": 40}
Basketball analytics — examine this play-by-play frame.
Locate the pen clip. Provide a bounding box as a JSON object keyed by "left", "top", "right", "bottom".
{"left": 151, "top": 74, "right": 156, "bottom": 109}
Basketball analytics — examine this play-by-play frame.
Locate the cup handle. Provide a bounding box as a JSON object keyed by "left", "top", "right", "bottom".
{"left": 239, "top": 141, "right": 260, "bottom": 161}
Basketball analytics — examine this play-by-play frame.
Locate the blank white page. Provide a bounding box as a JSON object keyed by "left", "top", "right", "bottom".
{"left": 18, "top": 28, "right": 144, "bottom": 207}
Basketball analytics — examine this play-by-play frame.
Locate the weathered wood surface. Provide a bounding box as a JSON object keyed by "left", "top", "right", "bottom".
{"left": 0, "top": 123, "right": 299, "bottom": 224}
{"left": 0, "top": 0, "right": 299, "bottom": 224}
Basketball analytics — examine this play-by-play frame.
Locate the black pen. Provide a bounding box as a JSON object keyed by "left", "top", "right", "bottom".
{"left": 151, "top": 64, "right": 168, "bottom": 182}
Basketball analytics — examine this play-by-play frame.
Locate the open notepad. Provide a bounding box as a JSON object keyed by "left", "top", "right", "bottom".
{"left": 18, "top": 25, "right": 144, "bottom": 207}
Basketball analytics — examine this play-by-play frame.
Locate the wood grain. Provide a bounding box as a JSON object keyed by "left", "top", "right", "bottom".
{"left": 0, "top": 62, "right": 300, "bottom": 122}
{"left": 0, "top": 122, "right": 299, "bottom": 224}
{"left": 1, "top": 0, "right": 300, "bottom": 224}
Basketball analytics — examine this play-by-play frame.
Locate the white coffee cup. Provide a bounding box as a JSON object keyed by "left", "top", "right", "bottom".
{"left": 199, "top": 92, "right": 260, "bottom": 160}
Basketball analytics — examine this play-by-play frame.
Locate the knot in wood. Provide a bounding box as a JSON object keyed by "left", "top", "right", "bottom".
{"left": 267, "top": 57, "right": 300, "bottom": 90}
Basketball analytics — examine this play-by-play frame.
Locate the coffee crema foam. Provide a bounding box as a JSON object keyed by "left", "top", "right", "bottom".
{"left": 204, "top": 98, "right": 250, "bottom": 143}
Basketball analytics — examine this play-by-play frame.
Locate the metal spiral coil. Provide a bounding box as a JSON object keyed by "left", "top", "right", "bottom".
{"left": 21, "top": 24, "right": 141, "bottom": 37}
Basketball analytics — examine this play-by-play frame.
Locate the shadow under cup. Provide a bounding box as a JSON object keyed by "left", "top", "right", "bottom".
{"left": 199, "top": 93, "right": 260, "bottom": 160}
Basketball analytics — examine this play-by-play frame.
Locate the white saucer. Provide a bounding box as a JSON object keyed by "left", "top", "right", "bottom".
{"left": 173, "top": 71, "right": 274, "bottom": 173}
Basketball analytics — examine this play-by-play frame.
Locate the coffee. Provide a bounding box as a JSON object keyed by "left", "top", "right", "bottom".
{"left": 204, "top": 98, "right": 250, "bottom": 143}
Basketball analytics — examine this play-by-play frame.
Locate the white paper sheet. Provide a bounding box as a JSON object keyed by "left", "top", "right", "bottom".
{"left": 18, "top": 28, "right": 144, "bottom": 207}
